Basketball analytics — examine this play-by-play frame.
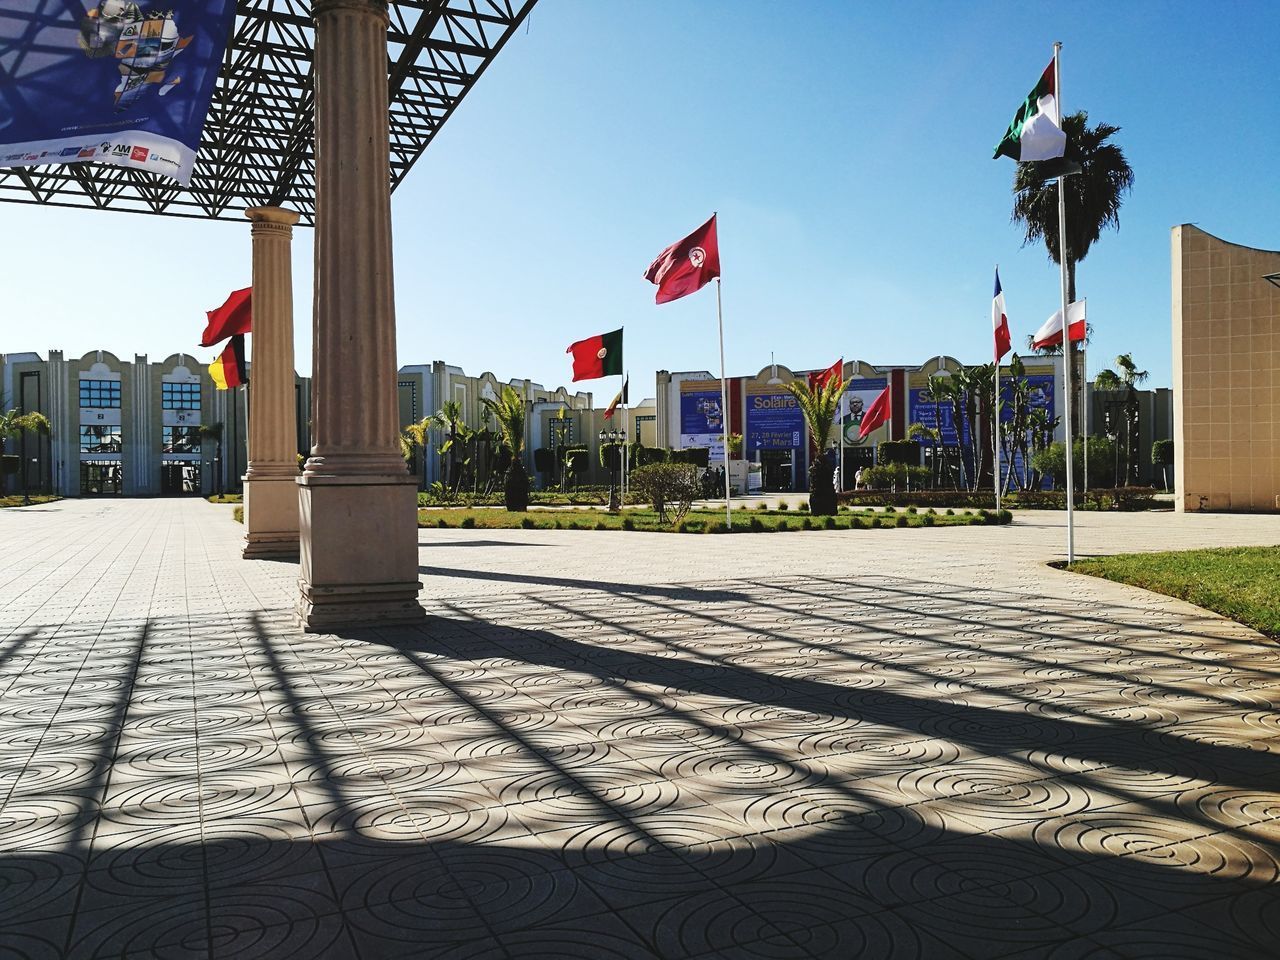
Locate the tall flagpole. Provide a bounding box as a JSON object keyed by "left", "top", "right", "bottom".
{"left": 622, "top": 370, "right": 629, "bottom": 498}
{"left": 1082, "top": 347, "right": 1089, "bottom": 496}
{"left": 715, "top": 277, "right": 732, "bottom": 527}
{"left": 994, "top": 266, "right": 1002, "bottom": 515}
{"left": 1054, "top": 41, "right": 1075, "bottom": 563}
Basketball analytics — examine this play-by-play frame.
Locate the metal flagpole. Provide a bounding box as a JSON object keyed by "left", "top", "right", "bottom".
{"left": 1054, "top": 41, "right": 1075, "bottom": 563}
{"left": 994, "top": 348, "right": 1002, "bottom": 515}
{"left": 621, "top": 370, "right": 629, "bottom": 498}
{"left": 715, "top": 277, "right": 732, "bottom": 527}
{"left": 1082, "top": 347, "right": 1089, "bottom": 496}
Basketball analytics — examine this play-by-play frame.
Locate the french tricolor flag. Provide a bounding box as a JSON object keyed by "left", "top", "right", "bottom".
{"left": 992, "top": 268, "right": 1011, "bottom": 361}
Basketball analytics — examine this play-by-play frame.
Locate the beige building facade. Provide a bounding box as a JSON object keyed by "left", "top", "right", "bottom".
{"left": 1172, "top": 225, "right": 1280, "bottom": 512}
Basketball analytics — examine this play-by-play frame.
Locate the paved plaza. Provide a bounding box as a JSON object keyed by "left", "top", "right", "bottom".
{"left": 2, "top": 499, "right": 1279, "bottom": 959}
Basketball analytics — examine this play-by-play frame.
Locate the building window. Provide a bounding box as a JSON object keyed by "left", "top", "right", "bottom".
{"left": 80, "top": 425, "right": 122, "bottom": 454}
{"left": 79, "top": 380, "right": 121, "bottom": 409}
{"left": 162, "top": 426, "right": 201, "bottom": 455}
{"left": 162, "top": 382, "right": 201, "bottom": 410}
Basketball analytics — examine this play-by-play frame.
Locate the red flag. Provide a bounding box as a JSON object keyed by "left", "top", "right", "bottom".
{"left": 201, "top": 287, "right": 252, "bottom": 347}
{"left": 1031, "top": 300, "right": 1087, "bottom": 350}
{"left": 858, "top": 385, "right": 892, "bottom": 440}
{"left": 644, "top": 214, "right": 720, "bottom": 304}
{"left": 808, "top": 358, "right": 843, "bottom": 391}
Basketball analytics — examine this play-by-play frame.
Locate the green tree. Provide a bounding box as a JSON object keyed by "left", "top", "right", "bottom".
{"left": 430, "top": 399, "right": 464, "bottom": 491}
{"left": 400, "top": 417, "right": 431, "bottom": 490}
{"left": 479, "top": 385, "right": 528, "bottom": 512}
{"left": 1012, "top": 111, "right": 1134, "bottom": 431}
{"left": 784, "top": 375, "right": 845, "bottom": 515}
{"left": 1094, "top": 353, "right": 1148, "bottom": 486}
{"left": 0, "top": 410, "right": 52, "bottom": 504}
{"left": 198, "top": 422, "right": 225, "bottom": 497}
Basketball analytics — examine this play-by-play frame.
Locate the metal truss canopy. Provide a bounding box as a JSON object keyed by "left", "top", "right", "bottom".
{"left": 0, "top": 0, "right": 535, "bottom": 224}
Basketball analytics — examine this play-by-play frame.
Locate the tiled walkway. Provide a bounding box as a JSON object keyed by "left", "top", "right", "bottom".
{"left": 2, "top": 499, "right": 1278, "bottom": 959}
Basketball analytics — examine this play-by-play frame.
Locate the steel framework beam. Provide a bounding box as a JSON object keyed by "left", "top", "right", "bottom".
{"left": 0, "top": 0, "right": 536, "bottom": 224}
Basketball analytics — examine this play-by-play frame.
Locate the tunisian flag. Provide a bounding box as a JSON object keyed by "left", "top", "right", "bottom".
{"left": 644, "top": 214, "right": 720, "bottom": 304}
{"left": 1031, "top": 299, "right": 1087, "bottom": 350}
{"left": 992, "top": 269, "right": 1011, "bottom": 361}
{"left": 201, "top": 287, "right": 252, "bottom": 347}
{"left": 808, "top": 358, "right": 843, "bottom": 391}
{"left": 858, "top": 385, "right": 892, "bottom": 440}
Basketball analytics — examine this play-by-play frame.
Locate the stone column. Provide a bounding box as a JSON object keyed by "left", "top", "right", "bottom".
{"left": 242, "top": 206, "right": 301, "bottom": 559}
{"left": 297, "top": 0, "right": 423, "bottom": 630}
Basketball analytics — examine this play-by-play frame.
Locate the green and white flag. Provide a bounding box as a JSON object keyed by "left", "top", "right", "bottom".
{"left": 994, "top": 60, "right": 1066, "bottom": 162}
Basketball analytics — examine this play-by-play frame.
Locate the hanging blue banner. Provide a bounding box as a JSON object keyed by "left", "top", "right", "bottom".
{"left": 746, "top": 385, "right": 804, "bottom": 450}
{"left": 0, "top": 2, "right": 236, "bottom": 185}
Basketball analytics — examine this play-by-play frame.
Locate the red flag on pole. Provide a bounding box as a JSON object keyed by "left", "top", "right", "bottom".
{"left": 808, "top": 358, "right": 843, "bottom": 391}
{"left": 1031, "top": 299, "right": 1087, "bottom": 350}
{"left": 201, "top": 287, "right": 252, "bottom": 347}
{"left": 644, "top": 214, "right": 720, "bottom": 304}
{"left": 858, "top": 385, "right": 892, "bottom": 440}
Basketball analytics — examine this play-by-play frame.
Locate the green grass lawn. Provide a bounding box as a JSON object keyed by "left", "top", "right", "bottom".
{"left": 418, "top": 507, "right": 1009, "bottom": 534}
{"left": 207, "top": 494, "right": 243, "bottom": 504}
{"left": 0, "top": 495, "right": 62, "bottom": 508}
{"left": 1070, "top": 546, "right": 1280, "bottom": 638}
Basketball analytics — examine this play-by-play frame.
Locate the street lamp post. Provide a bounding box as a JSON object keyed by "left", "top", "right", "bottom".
{"left": 599, "top": 428, "right": 622, "bottom": 513}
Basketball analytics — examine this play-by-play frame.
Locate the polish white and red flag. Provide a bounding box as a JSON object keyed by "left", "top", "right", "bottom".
{"left": 992, "top": 269, "right": 1011, "bottom": 361}
{"left": 1032, "top": 299, "right": 1086, "bottom": 350}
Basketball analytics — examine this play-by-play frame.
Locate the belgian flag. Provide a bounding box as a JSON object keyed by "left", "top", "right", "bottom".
{"left": 209, "top": 335, "right": 247, "bottom": 390}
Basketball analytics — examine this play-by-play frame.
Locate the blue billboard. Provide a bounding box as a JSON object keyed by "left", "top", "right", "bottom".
{"left": 0, "top": 2, "right": 236, "bottom": 185}
{"left": 746, "top": 388, "right": 804, "bottom": 450}
{"left": 909, "top": 388, "right": 965, "bottom": 447}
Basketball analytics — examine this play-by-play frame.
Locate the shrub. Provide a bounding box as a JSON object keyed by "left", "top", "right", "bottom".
{"left": 895, "top": 515, "right": 909, "bottom": 527}
{"left": 801, "top": 517, "right": 813, "bottom": 530}
{"left": 436, "top": 518, "right": 448, "bottom": 528}
{"left": 670, "top": 447, "right": 711, "bottom": 468}
{"left": 630, "top": 463, "right": 700, "bottom": 524}
{"left": 998, "top": 509, "right": 1013, "bottom": 523}
{"left": 906, "top": 506, "right": 917, "bottom": 514}
{"left": 823, "top": 516, "right": 836, "bottom": 530}
{"left": 749, "top": 517, "right": 764, "bottom": 532}
{"left": 921, "top": 513, "right": 935, "bottom": 526}
{"left": 884, "top": 505, "right": 896, "bottom": 513}
{"left": 707, "top": 520, "right": 729, "bottom": 534}
{"left": 777, "top": 520, "right": 790, "bottom": 531}
{"left": 521, "top": 517, "right": 535, "bottom": 529}
{"left": 622, "top": 517, "right": 635, "bottom": 531}
{"left": 594, "top": 521, "right": 607, "bottom": 531}
{"left": 945, "top": 508, "right": 954, "bottom": 515}
{"left": 460, "top": 516, "right": 476, "bottom": 529}
{"left": 567, "top": 521, "right": 582, "bottom": 530}
{"left": 777, "top": 501, "right": 789, "bottom": 511}
{"left": 554, "top": 520, "right": 563, "bottom": 529}
{"left": 849, "top": 516, "right": 865, "bottom": 529}
{"left": 756, "top": 502, "right": 769, "bottom": 511}
{"left": 797, "top": 502, "right": 810, "bottom": 512}
{"left": 676, "top": 521, "right": 689, "bottom": 533}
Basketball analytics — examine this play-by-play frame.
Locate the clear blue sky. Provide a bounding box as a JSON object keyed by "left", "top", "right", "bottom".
{"left": 5, "top": 0, "right": 1278, "bottom": 402}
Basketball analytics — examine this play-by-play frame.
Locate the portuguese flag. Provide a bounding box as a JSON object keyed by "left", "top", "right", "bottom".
{"left": 209, "top": 335, "right": 247, "bottom": 390}
{"left": 566, "top": 328, "right": 623, "bottom": 382}
{"left": 993, "top": 60, "right": 1067, "bottom": 163}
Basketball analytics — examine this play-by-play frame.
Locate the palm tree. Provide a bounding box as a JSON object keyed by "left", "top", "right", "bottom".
{"left": 400, "top": 417, "right": 431, "bottom": 490}
{"left": 961, "top": 364, "right": 994, "bottom": 492}
{"left": 907, "top": 422, "right": 941, "bottom": 488}
{"left": 430, "top": 399, "right": 463, "bottom": 491}
{"left": 1094, "top": 353, "right": 1147, "bottom": 486}
{"left": 0, "top": 410, "right": 52, "bottom": 504}
{"left": 479, "top": 385, "right": 528, "bottom": 511}
{"left": 197, "top": 422, "right": 225, "bottom": 496}
{"left": 923, "top": 374, "right": 961, "bottom": 489}
{"left": 784, "top": 375, "right": 844, "bottom": 515}
{"left": 1012, "top": 111, "right": 1134, "bottom": 432}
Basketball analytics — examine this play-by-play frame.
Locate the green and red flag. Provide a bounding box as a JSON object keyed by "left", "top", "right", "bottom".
{"left": 201, "top": 286, "right": 252, "bottom": 347}
{"left": 993, "top": 60, "right": 1067, "bottom": 163}
{"left": 604, "top": 377, "right": 629, "bottom": 421}
{"left": 209, "top": 335, "right": 247, "bottom": 390}
{"left": 566, "top": 328, "right": 623, "bottom": 382}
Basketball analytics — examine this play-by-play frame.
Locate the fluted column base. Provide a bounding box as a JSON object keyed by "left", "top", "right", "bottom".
{"left": 295, "top": 472, "right": 423, "bottom": 631}
{"left": 243, "top": 470, "right": 301, "bottom": 559}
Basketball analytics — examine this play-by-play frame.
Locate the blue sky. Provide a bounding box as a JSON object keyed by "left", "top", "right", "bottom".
{"left": 5, "top": 0, "right": 1278, "bottom": 402}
